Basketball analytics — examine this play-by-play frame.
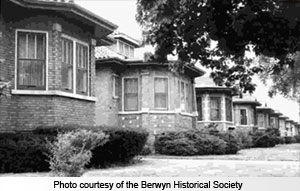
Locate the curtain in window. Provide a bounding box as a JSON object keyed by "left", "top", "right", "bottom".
{"left": 76, "top": 43, "right": 88, "bottom": 94}
{"left": 210, "top": 97, "right": 221, "bottom": 121}
{"left": 61, "top": 38, "right": 73, "bottom": 91}
{"left": 154, "top": 78, "right": 168, "bottom": 109}
{"left": 17, "top": 32, "right": 46, "bottom": 89}
{"left": 124, "top": 78, "right": 138, "bottom": 111}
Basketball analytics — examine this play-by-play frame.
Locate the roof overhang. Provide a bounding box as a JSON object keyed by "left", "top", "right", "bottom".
{"left": 196, "top": 86, "right": 237, "bottom": 96}
{"left": 233, "top": 100, "right": 262, "bottom": 106}
{"left": 7, "top": 0, "right": 118, "bottom": 44}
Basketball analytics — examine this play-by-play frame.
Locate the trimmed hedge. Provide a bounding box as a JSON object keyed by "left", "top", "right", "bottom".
{"left": 284, "top": 136, "right": 297, "bottom": 144}
{"left": 0, "top": 126, "right": 148, "bottom": 173}
{"left": 0, "top": 131, "right": 53, "bottom": 173}
{"left": 250, "top": 128, "right": 279, "bottom": 148}
{"left": 294, "top": 135, "right": 300, "bottom": 143}
{"left": 154, "top": 129, "right": 238, "bottom": 156}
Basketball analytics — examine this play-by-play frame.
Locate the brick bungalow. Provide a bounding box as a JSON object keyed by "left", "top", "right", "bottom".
{"left": 257, "top": 105, "right": 274, "bottom": 130}
{"left": 232, "top": 95, "right": 261, "bottom": 131}
{"left": 270, "top": 110, "right": 282, "bottom": 129}
{"left": 194, "top": 76, "right": 236, "bottom": 131}
{"left": 0, "top": 0, "right": 117, "bottom": 130}
{"left": 95, "top": 33, "right": 205, "bottom": 135}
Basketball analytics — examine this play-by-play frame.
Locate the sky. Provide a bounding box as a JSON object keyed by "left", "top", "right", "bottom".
{"left": 75, "top": 0, "right": 299, "bottom": 122}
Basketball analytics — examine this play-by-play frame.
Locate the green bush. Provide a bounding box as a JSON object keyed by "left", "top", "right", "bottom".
{"left": 47, "top": 129, "right": 108, "bottom": 177}
{"left": 0, "top": 131, "right": 53, "bottom": 173}
{"left": 154, "top": 130, "right": 229, "bottom": 156}
{"left": 233, "top": 129, "right": 253, "bottom": 149}
{"left": 89, "top": 127, "right": 148, "bottom": 168}
{"left": 284, "top": 136, "right": 297, "bottom": 144}
{"left": 294, "top": 135, "right": 300, "bottom": 143}
{"left": 216, "top": 132, "right": 240, "bottom": 154}
{"left": 251, "top": 130, "right": 278, "bottom": 148}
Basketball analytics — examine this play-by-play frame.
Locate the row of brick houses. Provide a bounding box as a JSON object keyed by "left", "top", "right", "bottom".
{"left": 0, "top": 0, "right": 299, "bottom": 138}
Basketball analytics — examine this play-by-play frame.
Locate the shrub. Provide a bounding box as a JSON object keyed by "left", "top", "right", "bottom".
{"left": 216, "top": 132, "right": 241, "bottom": 154}
{"left": 154, "top": 130, "right": 229, "bottom": 156}
{"left": 284, "top": 136, "right": 297, "bottom": 144}
{"left": 251, "top": 130, "right": 278, "bottom": 148}
{"left": 294, "top": 135, "right": 300, "bottom": 143}
{"left": 89, "top": 127, "right": 148, "bottom": 168}
{"left": 47, "top": 129, "right": 108, "bottom": 177}
{"left": 0, "top": 131, "right": 52, "bottom": 173}
{"left": 233, "top": 129, "right": 253, "bottom": 149}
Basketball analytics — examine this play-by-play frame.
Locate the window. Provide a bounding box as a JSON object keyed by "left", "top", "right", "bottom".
{"left": 210, "top": 97, "right": 221, "bottom": 121}
{"left": 258, "top": 113, "right": 264, "bottom": 127}
{"left": 154, "top": 77, "right": 168, "bottom": 110}
{"left": 226, "top": 98, "right": 232, "bottom": 121}
{"left": 180, "top": 81, "right": 185, "bottom": 111}
{"left": 112, "top": 75, "right": 119, "bottom": 98}
{"left": 185, "top": 83, "right": 189, "bottom": 112}
{"left": 17, "top": 31, "right": 46, "bottom": 90}
{"left": 61, "top": 38, "right": 73, "bottom": 91}
{"left": 240, "top": 109, "right": 247, "bottom": 125}
{"left": 124, "top": 78, "right": 138, "bottom": 111}
{"left": 197, "top": 96, "right": 202, "bottom": 121}
{"left": 76, "top": 43, "right": 88, "bottom": 95}
{"left": 61, "top": 35, "right": 89, "bottom": 96}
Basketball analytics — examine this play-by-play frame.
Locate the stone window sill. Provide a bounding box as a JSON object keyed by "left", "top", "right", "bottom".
{"left": 11, "top": 90, "right": 97, "bottom": 102}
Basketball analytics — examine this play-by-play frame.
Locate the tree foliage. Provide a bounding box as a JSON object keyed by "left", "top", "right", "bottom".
{"left": 136, "top": 0, "right": 300, "bottom": 94}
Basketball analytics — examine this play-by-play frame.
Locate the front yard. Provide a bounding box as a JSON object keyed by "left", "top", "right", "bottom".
{"left": 1, "top": 144, "right": 300, "bottom": 177}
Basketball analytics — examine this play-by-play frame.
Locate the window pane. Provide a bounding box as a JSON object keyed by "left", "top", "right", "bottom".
{"left": 76, "top": 43, "right": 88, "bottom": 94}
{"left": 180, "top": 81, "right": 185, "bottom": 111}
{"left": 27, "top": 33, "right": 36, "bottom": 59}
{"left": 18, "top": 60, "right": 44, "bottom": 87}
{"left": 62, "top": 38, "right": 73, "bottom": 91}
{"left": 124, "top": 78, "right": 138, "bottom": 111}
{"left": 18, "top": 32, "right": 27, "bottom": 58}
{"left": 185, "top": 83, "right": 189, "bottom": 112}
{"left": 36, "top": 33, "right": 46, "bottom": 59}
{"left": 154, "top": 78, "right": 168, "bottom": 109}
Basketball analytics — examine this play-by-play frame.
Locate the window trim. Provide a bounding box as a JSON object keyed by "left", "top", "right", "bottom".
{"left": 61, "top": 34, "right": 90, "bottom": 96}
{"left": 122, "top": 77, "right": 139, "bottom": 112}
{"left": 15, "top": 29, "right": 49, "bottom": 91}
{"left": 153, "top": 76, "right": 169, "bottom": 110}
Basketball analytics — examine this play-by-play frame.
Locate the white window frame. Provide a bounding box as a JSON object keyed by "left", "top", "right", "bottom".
{"left": 15, "top": 29, "right": 49, "bottom": 91}
{"left": 112, "top": 74, "right": 119, "bottom": 99}
{"left": 122, "top": 77, "right": 139, "bottom": 112}
{"left": 153, "top": 76, "right": 170, "bottom": 110}
{"left": 61, "top": 34, "right": 90, "bottom": 96}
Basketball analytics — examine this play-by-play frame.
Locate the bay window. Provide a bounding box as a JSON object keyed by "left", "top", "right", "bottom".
{"left": 61, "top": 38, "right": 73, "bottom": 91}
{"left": 154, "top": 77, "right": 168, "bottom": 110}
{"left": 17, "top": 31, "right": 46, "bottom": 90}
{"left": 76, "top": 43, "right": 88, "bottom": 95}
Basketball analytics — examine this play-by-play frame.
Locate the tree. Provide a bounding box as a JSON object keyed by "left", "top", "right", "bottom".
{"left": 136, "top": 0, "right": 300, "bottom": 95}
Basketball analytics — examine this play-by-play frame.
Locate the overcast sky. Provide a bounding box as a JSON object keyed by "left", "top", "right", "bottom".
{"left": 75, "top": 0, "right": 299, "bottom": 122}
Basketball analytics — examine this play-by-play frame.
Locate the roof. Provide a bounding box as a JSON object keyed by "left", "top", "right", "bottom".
{"left": 270, "top": 110, "right": 283, "bottom": 117}
{"left": 96, "top": 58, "right": 205, "bottom": 78}
{"left": 279, "top": 115, "right": 289, "bottom": 119}
{"left": 6, "top": 0, "right": 118, "bottom": 44}
{"left": 257, "top": 106, "right": 274, "bottom": 113}
{"left": 232, "top": 95, "right": 262, "bottom": 106}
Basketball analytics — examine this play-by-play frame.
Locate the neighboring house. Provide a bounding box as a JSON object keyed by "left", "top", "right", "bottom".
{"left": 270, "top": 110, "right": 282, "bottom": 129}
{"left": 0, "top": 0, "right": 117, "bottom": 130}
{"left": 95, "top": 34, "right": 205, "bottom": 135}
{"left": 257, "top": 105, "right": 274, "bottom": 130}
{"left": 232, "top": 95, "right": 261, "bottom": 131}
{"left": 290, "top": 121, "right": 297, "bottom": 136}
{"left": 194, "top": 76, "right": 236, "bottom": 131}
{"left": 279, "top": 115, "right": 288, "bottom": 137}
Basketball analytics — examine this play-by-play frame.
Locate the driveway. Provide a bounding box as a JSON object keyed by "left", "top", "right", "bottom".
{"left": 1, "top": 144, "right": 300, "bottom": 177}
